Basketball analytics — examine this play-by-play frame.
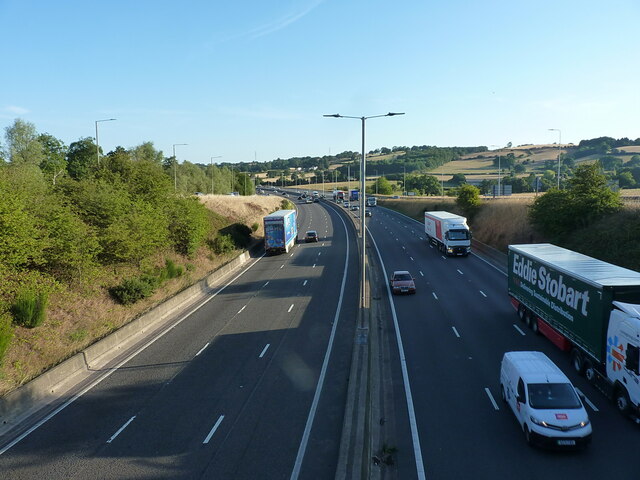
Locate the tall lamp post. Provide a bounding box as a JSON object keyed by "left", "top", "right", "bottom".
{"left": 210, "top": 156, "right": 222, "bottom": 194}
{"left": 172, "top": 143, "right": 188, "bottom": 192}
{"left": 95, "top": 118, "right": 116, "bottom": 166}
{"left": 548, "top": 128, "right": 562, "bottom": 189}
{"left": 490, "top": 144, "right": 501, "bottom": 197}
{"left": 324, "top": 112, "right": 405, "bottom": 313}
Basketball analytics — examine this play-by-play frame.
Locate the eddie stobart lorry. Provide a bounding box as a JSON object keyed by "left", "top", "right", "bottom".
{"left": 263, "top": 209, "right": 297, "bottom": 254}
{"left": 508, "top": 243, "right": 640, "bottom": 417}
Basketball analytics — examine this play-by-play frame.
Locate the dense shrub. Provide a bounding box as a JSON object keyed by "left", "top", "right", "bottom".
{"left": 210, "top": 234, "right": 235, "bottom": 254}
{"left": 109, "top": 277, "right": 155, "bottom": 305}
{"left": 166, "top": 197, "right": 211, "bottom": 256}
{"left": 219, "top": 223, "right": 253, "bottom": 249}
{"left": 11, "top": 290, "right": 48, "bottom": 328}
{"left": 0, "top": 313, "right": 13, "bottom": 364}
{"left": 164, "top": 259, "right": 183, "bottom": 279}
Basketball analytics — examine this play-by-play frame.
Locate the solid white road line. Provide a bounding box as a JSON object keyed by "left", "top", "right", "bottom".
{"left": 290, "top": 253, "right": 294, "bottom": 257}
{"left": 513, "top": 324, "right": 526, "bottom": 336}
{"left": 485, "top": 388, "right": 500, "bottom": 410}
{"left": 480, "top": 290, "right": 487, "bottom": 297}
{"left": 452, "top": 327, "right": 460, "bottom": 338}
{"left": 238, "top": 305, "right": 246, "bottom": 314}
{"left": 280, "top": 264, "right": 284, "bottom": 269}
{"left": 290, "top": 206, "right": 351, "bottom": 480}
{"left": 288, "top": 304, "right": 294, "bottom": 313}
{"left": 368, "top": 233, "right": 426, "bottom": 480}
{"left": 203, "top": 415, "right": 225, "bottom": 444}
{"left": 107, "top": 416, "right": 136, "bottom": 443}
{"left": 195, "top": 342, "right": 210, "bottom": 357}
{"left": 312, "top": 263, "right": 316, "bottom": 268}
{"left": 259, "top": 344, "right": 270, "bottom": 358}
{"left": 575, "top": 387, "right": 599, "bottom": 412}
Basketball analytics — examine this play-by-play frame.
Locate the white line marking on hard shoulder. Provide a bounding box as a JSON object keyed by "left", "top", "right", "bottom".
{"left": 452, "top": 327, "right": 460, "bottom": 338}
{"left": 485, "top": 388, "right": 500, "bottom": 410}
{"left": 280, "top": 264, "right": 284, "bottom": 269}
{"left": 303, "top": 280, "right": 308, "bottom": 286}
{"left": 419, "top": 271, "right": 424, "bottom": 276}
{"left": 432, "top": 292, "right": 438, "bottom": 300}
{"left": 513, "top": 324, "right": 526, "bottom": 336}
{"left": 313, "top": 263, "right": 316, "bottom": 268}
{"left": 238, "top": 305, "right": 246, "bottom": 314}
{"left": 107, "top": 416, "right": 136, "bottom": 443}
{"left": 290, "top": 253, "right": 294, "bottom": 257}
{"left": 263, "top": 281, "right": 269, "bottom": 287}
{"left": 575, "top": 387, "right": 599, "bottom": 411}
{"left": 259, "top": 344, "right": 270, "bottom": 358}
{"left": 457, "top": 269, "right": 463, "bottom": 275}
{"left": 203, "top": 415, "right": 225, "bottom": 444}
{"left": 195, "top": 342, "right": 210, "bottom": 356}
{"left": 480, "top": 290, "right": 487, "bottom": 297}
{"left": 288, "top": 304, "right": 294, "bottom": 313}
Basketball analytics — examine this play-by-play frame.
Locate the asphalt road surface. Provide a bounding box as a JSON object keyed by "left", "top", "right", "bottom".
{"left": 0, "top": 200, "right": 359, "bottom": 480}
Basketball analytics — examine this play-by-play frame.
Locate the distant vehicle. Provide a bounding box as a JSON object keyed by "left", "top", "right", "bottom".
{"left": 194, "top": 192, "right": 204, "bottom": 196}
{"left": 350, "top": 205, "right": 359, "bottom": 211}
{"left": 263, "top": 210, "right": 297, "bottom": 254}
{"left": 350, "top": 189, "right": 359, "bottom": 201}
{"left": 392, "top": 195, "right": 399, "bottom": 199}
{"left": 389, "top": 271, "right": 416, "bottom": 295}
{"left": 334, "top": 190, "right": 346, "bottom": 202}
{"left": 229, "top": 192, "right": 240, "bottom": 196}
{"left": 366, "top": 196, "right": 377, "bottom": 207}
{"left": 365, "top": 209, "right": 372, "bottom": 217}
{"left": 343, "top": 202, "right": 350, "bottom": 208}
{"left": 508, "top": 243, "right": 640, "bottom": 417}
{"left": 424, "top": 211, "right": 471, "bottom": 256}
{"left": 304, "top": 230, "right": 318, "bottom": 243}
{"left": 313, "top": 198, "right": 319, "bottom": 203}
{"left": 305, "top": 198, "right": 313, "bottom": 204}
{"left": 312, "top": 191, "right": 319, "bottom": 197}
{"left": 500, "top": 351, "right": 592, "bottom": 448}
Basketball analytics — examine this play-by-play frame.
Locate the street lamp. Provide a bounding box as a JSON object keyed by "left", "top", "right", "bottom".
{"left": 490, "top": 145, "right": 502, "bottom": 197}
{"left": 323, "top": 112, "right": 405, "bottom": 314}
{"left": 95, "top": 118, "right": 116, "bottom": 166}
{"left": 210, "top": 156, "right": 222, "bottom": 194}
{"left": 548, "top": 128, "right": 562, "bottom": 189}
{"left": 172, "top": 143, "right": 188, "bottom": 192}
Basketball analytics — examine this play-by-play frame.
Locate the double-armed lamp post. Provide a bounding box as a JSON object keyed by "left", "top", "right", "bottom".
{"left": 95, "top": 118, "right": 116, "bottom": 166}
{"left": 323, "top": 112, "right": 404, "bottom": 311}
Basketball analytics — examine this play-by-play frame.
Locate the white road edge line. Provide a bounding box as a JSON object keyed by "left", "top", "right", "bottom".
{"left": 485, "top": 388, "right": 500, "bottom": 410}
{"left": 369, "top": 232, "right": 426, "bottom": 480}
{"left": 288, "top": 304, "right": 294, "bottom": 313}
{"left": 238, "top": 305, "right": 246, "bottom": 314}
{"left": 203, "top": 415, "right": 225, "bottom": 444}
{"left": 195, "top": 342, "right": 210, "bottom": 357}
{"left": 513, "top": 324, "right": 526, "bottom": 336}
{"left": 290, "top": 206, "right": 351, "bottom": 480}
{"left": 259, "top": 344, "right": 270, "bottom": 358}
{"left": 263, "top": 281, "right": 269, "bottom": 287}
{"left": 575, "top": 387, "right": 599, "bottom": 412}
{"left": 107, "top": 416, "right": 136, "bottom": 443}
{"left": 452, "top": 327, "right": 460, "bottom": 338}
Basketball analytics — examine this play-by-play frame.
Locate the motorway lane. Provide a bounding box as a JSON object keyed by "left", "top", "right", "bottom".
{"left": 0, "top": 200, "right": 359, "bottom": 479}
{"left": 370, "top": 207, "right": 640, "bottom": 480}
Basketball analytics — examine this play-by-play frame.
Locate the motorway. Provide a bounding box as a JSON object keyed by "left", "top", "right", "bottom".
{"left": 368, "top": 206, "right": 640, "bottom": 479}
{"left": 0, "top": 199, "right": 359, "bottom": 479}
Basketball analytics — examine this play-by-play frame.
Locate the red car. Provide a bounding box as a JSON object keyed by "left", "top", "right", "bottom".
{"left": 389, "top": 270, "right": 416, "bottom": 294}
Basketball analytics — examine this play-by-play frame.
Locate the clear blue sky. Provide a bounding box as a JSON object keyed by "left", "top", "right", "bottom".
{"left": 1, "top": 0, "right": 639, "bottom": 165}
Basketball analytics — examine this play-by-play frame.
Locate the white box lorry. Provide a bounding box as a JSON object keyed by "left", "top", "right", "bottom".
{"left": 263, "top": 210, "right": 297, "bottom": 254}
{"left": 424, "top": 211, "right": 471, "bottom": 256}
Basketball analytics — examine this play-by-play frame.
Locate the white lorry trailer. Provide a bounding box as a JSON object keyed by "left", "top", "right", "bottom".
{"left": 424, "top": 211, "right": 471, "bottom": 256}
{"left": 508, "top": 243, "right": 640, "bottom": 418}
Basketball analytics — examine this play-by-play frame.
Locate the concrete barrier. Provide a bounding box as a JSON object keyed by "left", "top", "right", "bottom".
{"left": 0, "top": 249, "right": 254, "bottom": 436}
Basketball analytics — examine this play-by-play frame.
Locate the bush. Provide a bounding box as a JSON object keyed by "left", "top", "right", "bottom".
{"left": 456, "top": 184, "right": 482, "bottom": 218}
{"left": 219, "top": 223, "right": 253, "bottom": 249}
{"left": 210, "top": 234, "right": 235, "bottom": 254}
{"left": 0, "top": 313, "right": 13, "bottom": 364}
{"left": 164, "top": 259, "right": 183, "bottom": 279}
{"left": 251, "top": 222, "right": 260, "bottom": 232}
{"left": 109, "top": 277, "right": 155, "bottom": 305}
{"left": 11, "top": 290, "right": 48, "bottom": 328}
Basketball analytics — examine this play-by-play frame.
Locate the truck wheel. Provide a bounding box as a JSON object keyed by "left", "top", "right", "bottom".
{"left": 584, "top": 360, "right": 595, "bottom": 383}
{"left": 615, "top": 388, "right": 631, "bottom": 414}
{"left": 517, "top": 305, "right": 526, "bottom": 321}
{"left": 531, "top": 317, "right": 539, "bottom": 335}
{"left": 524, "top": 311, "right": 532, "bottom": 328}
{"left": 571, "top": 349, "right": 584, "bottom": 374}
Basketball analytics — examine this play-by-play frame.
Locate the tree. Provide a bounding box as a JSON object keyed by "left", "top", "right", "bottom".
{"left": 38, "top": 133, "right": 67, "bottom": 185}
{"left": 456, "top": 184, "right": 481, "bottom": 218}
{"left": 450, "top": 173, "right": 466, "bottom": 186}
{"left": 131, "top": 142, "right": 164, "bottom": 164}
{"left": 4, "top": 119, "right": 44, "bottom": 166}
{"left": 373, "top": 176, "right": 394, "bottom": 195}
{"left": 67, "top": 137, "right": 98, "bottom": 180}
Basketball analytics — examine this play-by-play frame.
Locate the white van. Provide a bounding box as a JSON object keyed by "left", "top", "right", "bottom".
{"left": 500, "top": 351, "right": 592, "bottom": 448}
